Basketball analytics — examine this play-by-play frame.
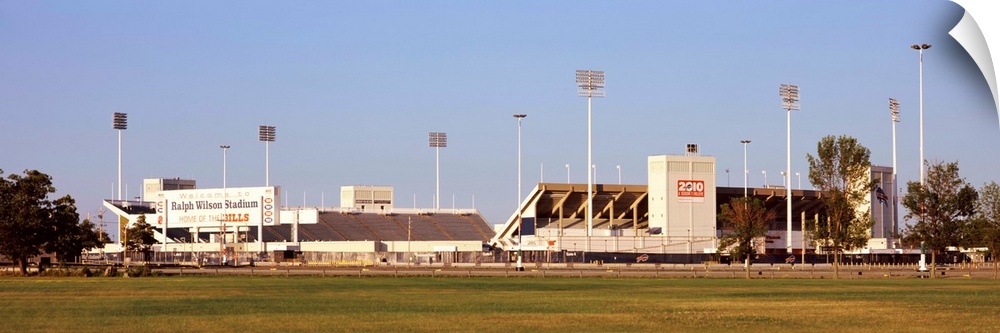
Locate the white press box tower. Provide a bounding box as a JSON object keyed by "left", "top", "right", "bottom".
{"left": 647, "top": 145, "right": 717, "bottom": 253}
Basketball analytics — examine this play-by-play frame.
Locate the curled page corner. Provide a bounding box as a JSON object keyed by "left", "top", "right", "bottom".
{"left": 950, "top": 0, "right": 999, "bottom": 130}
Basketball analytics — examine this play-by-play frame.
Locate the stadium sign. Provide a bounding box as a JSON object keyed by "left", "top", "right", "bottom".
{"left": 677, "top": 180, "right": 705, "bottom": 203}
{"left": 155, "top": 186, "right": 281, "bottom": 228}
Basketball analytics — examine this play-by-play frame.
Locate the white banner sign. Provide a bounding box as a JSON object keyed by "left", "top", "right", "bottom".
{"left": 155, "top": 186, "right": 281, "bottom": 228}
{"left": 677, "top": 180, "right": 705, "bottom": 203}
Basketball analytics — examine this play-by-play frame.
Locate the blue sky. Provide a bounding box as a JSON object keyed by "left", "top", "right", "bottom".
{"left": 1, "top": 1, "right": 997, "bottom": 231}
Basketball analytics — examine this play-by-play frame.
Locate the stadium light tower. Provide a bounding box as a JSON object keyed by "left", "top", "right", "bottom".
{"left": 911, "top": 43, "right": 931, "bottom": 185}
{"left": 428, "top": 132, "right": 447, "bottom": 210}
{"left": 741, "top": 140, "right": 751, "bottom": 197}
{"left": 258, "top": 125, "right": 275, "bottom": 253}
{"left": 576, "top": 69, "right": 605, "bottom": 252}
{"left": 258, "top": 125, "right": 276, "bottom": 186}
{"left": 780, "top": 83, "right": 800, "bottom": 256}
{"left": 514, "top": 114, "right": 527, "bottom": 271}
{"left": 890, "top": 97, "right": 901, "bottom": 248}
{"left": 113, "top": 112, "right": 128, "bottom": 201}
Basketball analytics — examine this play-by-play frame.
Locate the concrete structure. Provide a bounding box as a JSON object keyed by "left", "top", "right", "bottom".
{"left": 489, "top": 150, "right": 898, "bottom": 259}
{"left": 647, "top": 154, "right": 717, "bottom": 253}
{"left": 143, "top": 178, "right": 195, "bottom": 202}
{"left": 869, "top": 165, "right": 898, "bottom": 247}
{"left": 340, "top": 186, "right": 394, "bottom": 212}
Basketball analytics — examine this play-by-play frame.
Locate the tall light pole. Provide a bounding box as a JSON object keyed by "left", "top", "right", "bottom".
{"left": 258, "top": 125, "right": 275, "bottom": 253}
{"left": 890, "top": 97, "right": 901, "bottom": 248}
{"left": 113, "top": 112, "right": 128, "bottom": 201}
{"left": 616, "top": 164, "right": 621, "bottom": 185}
{"left": 113, "top": 112, "right": 127, "bottom": 259}
{"left": 780, "top": 83, "right": 800, "bottom": 255}
{"left": 515, "top": 115, "right": 526, "bottom": 208}
{"left": 220, "top": 145, "right": 230, "bottom": 265}
{"left": 429, "top": 132, "right": 447, "bottom": 210}
{"left": 911, "top": 44, "right": 931, "bottom": 185}
{"left": 258, "top": 125, "right": 276, "bottom": 186}
{"left": 741, "top": 140, "right": 751, "bottom": 197}
{"left": 576, "top": 69, "right": 605, "bottom": 252}
{"left": 514, "top": 114, "right": 526, "bottom": 271}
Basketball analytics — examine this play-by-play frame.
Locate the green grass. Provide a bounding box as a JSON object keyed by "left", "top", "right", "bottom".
{"left": 2, "top": 276, "right": 999, "bottom": 332}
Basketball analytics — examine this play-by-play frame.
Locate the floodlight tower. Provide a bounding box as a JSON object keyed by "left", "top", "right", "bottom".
{"left": 889, "top": 98, "right": 901, "bottom": 247}
{"left": 780, "top": 83, "right": 800, "bottom": 255}
{"left": 576, "top": 69, "right": 605, "bottom": 252}
{"left": 428, "top": 132, "right": 447, "bottom": 210}
{"left": 113, "top": 112, "right": 128, "bottom": 201}
{"left": 258, "top": 125, "right": 276, "bottom": 186}
{"left": 258, "top": 125, "right": 275, "bottom": 252}
{"left": 911, "top": 43, "right": 931, "bottom": 185}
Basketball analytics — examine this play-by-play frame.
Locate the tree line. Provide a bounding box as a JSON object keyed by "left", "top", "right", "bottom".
{"left": 719, "top": 135, "right": 1000, "bottom": 279}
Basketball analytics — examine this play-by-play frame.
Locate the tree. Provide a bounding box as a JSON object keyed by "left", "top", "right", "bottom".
{"left": 125, "top": 214, "right": 157, "bottom": 258}
{"left": 969, "top": 181, "right": 1000, "bottom": 278}
{"left": 806, "top": 135, "right": 875, "bottom": 279}
{"left": 0, "top": 170, "right": 102, "bottom": 274}
{"left": 45, "top": 196, "right": 104, "bottom": 265}
{"left": 0, "top": 170, "right": 57, "bottom": 275}
{"left": 718, "top": 197, "right": 774, "bottom": 279}
{"left": 901, "top": 161, "right": 977, "bottom": 278}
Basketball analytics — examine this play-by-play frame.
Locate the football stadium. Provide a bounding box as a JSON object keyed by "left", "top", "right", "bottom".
{"left": 93, "top": 144, "right": 908, "bottom": 267}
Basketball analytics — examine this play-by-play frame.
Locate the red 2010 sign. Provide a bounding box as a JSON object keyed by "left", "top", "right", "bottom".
{"left": 677, "top": 180, "right": 705, "bottom": 202}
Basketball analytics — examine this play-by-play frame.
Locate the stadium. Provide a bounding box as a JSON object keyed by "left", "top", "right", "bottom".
{"left": 94, "top": 144, "right": 908, "bottom": 267}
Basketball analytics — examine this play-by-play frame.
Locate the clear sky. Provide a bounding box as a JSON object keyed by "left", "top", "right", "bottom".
{"left": 1, "top": 1, "right": 997, "bottom": 234}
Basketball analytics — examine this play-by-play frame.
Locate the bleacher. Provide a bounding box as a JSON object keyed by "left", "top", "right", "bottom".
{"left": 129, "top": 203, "right": 494, "bottom": 243}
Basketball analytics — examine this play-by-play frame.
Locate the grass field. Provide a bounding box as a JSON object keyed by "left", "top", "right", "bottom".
{"left": 2, "top": 276, "right": 999, "bottom": 332}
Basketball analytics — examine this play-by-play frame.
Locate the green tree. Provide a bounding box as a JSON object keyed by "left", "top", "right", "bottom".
{"left": 968, "top": 181, "right": 1000, "bottom": 278}
{"left": 45, "top": 196, "right": 104, "bottom": 265}
{"left": 718, "top": 197, "right": 774, "bottom": 279}
{"left": 125, "top": 214, "right": 157, "bottom": 257}
{"left": 0, "top": 170, "right": 56, "bottom": 274}
{"left": 901, "top": 161, "right": 977, "bottom": 278}
{"left": 806, "top": 135, "right": 875, "bottom": 279}
{"left": 0, "top": 170, "right": 102, "bottom": 273}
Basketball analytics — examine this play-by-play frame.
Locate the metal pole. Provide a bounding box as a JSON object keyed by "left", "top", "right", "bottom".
{"left": 780, "top": 83, "right": 799, "bottom": 256}
{"left": 407, "top": 216, "right": 412, "bottom": 268}
{"left": 118, "top": 129, "right": 122, "bottom": 201}
{"left": 890, "top": 97, "right": 900, "bottom": 248}
{"left": 565, "top": 164, "right": 570, "bottom": 183}
{"left": 587, "top": 94, "right": 593, "bottom": 251}
{"left": 436, "top": 146, "right": 440, "bottom": 210}
{"left": 919, "top": 48, "right": 925, "bottom": 185}
{"left": 221, "top": 145, "right": 230, "bottom": 265}
{"left": 911, "top": 44, "right": 930, "bottom": 185}
{"left": 787, "top": 105, "right": 793, "bottom": 255}
{"left": 515, "top": 114, "right": 526, "bottom": 271}
{"left": 262, "top": 139, "right": 267, "bottom": 253}
{"left": 576, "top": 69, "right": 604, "bottom": 252}
{"left": 617, "top": 164, "right": 621, "bottom": 185}
{"left": 742, "top": 140, "right": 750, "bottom": 197}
